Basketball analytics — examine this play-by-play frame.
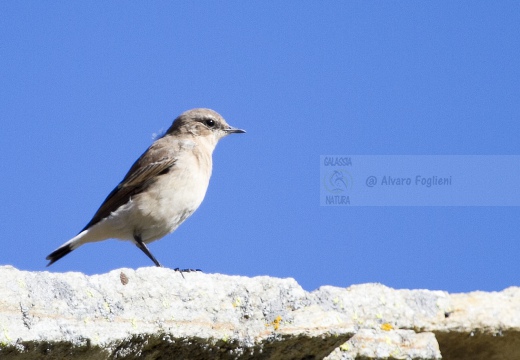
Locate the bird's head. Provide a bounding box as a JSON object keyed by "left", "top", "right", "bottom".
{"left": 167, "top": 108, "right": 245, "bottom": 146}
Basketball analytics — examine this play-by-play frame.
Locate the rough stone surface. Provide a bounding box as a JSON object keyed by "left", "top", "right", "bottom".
{"left": 325, "top": 329, "right": 440, "bottom": 360}
{"left": 432, "top": 288, "right": 520, "bottom": 360}
{"left": 0, "top": 266, "right": 518, "bottom": 359}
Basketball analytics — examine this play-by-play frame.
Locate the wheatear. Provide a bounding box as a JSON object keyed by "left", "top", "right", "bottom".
{"left": 47, "top": 108, "right": 245, "bottom": 267}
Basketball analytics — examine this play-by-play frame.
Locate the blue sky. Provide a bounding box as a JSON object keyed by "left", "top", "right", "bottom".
{"left": 1, "top": 2, "right": 519, "bottom": 292}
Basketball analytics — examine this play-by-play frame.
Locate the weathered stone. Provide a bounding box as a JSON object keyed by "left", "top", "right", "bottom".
{"left": 325, "top": 329, "right": 441, "bottom": 360}
{"left": 431, "top": 287, "right": 520, "bottom": 360}
{"left": 0, "top": 266, "right": 518, "bottom": 359}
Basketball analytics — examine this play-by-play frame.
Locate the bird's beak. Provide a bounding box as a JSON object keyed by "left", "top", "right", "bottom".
{"left": 225, "top": 126, "right": 246, "bottom": 134}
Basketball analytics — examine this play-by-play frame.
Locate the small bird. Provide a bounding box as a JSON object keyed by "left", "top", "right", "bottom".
{"left": 47, "top": 108, "right": 245, "bottom": 267}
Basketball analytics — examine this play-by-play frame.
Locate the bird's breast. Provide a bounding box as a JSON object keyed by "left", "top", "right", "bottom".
{"left": 132, "top": 149, "right": 212, "bottom": 241}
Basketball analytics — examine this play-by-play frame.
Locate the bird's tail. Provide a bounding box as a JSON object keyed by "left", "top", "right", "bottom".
{"left": 46, "top": 230, "right": 88, "bottom": 266}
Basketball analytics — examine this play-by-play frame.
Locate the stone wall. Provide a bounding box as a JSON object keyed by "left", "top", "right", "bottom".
{"left": 0, "top": 266, "right": 518, "bottom": 359}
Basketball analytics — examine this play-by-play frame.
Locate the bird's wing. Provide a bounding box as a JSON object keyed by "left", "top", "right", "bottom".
{"left": 80, "top": 143, "right": 177, "bottom": 232}
{"left": 120, "top": 156, "right": 176, "bottom": 188}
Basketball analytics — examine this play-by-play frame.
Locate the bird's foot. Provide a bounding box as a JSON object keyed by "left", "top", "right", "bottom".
{"left": 174, "top": 268, "right": 202, "bottom": 273}
{"left": 174, "top": 267, "right": 201, "bottom": 279}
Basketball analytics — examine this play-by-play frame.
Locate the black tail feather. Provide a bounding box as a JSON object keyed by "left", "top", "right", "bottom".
{"left": 46, "top": 244, "right": 74, "bottom": 267}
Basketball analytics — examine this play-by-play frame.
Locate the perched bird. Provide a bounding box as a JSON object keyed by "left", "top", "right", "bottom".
{"left": 46, "top": 108, "right": 245, "bottom": 267}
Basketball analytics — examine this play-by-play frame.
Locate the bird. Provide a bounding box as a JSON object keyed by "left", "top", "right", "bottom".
{"left": 46, "top": 108, "right": 245, "bottom": 268}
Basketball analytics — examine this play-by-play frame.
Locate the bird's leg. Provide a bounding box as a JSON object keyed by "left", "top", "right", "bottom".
{"left": 134, "top": 234, "right": 162, "bottom": 267}
{"left": 133, "top": 234, "right": 201, "bottom": 277}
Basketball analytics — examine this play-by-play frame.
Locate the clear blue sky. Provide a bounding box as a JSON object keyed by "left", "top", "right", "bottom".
{"left": 1, "top": 2, "right": 519, "bottom": 292}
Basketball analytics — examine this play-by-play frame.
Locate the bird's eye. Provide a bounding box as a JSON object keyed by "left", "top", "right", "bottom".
{"left": 204, "top": 119, "right": 215, "bottom": 128}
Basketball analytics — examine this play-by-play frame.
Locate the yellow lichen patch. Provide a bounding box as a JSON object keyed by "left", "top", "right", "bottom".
{"left": 339, "top": 342, "right": 350, "bottom": 351}
{"left": 381, "top": 322, "right": 394, "bottom": 331}
{"left": 272, "top": 315, "right": 282, "bottom": 331}
{"left": 390, "top": 347, "right": 402, "bottom": 357}
{"left": 265, "top": 315, "right": 283, "bottom": 331}
{"left": 2, "top": 324, "right": 11, "bottom": 342}
{"left": 232, "top": 297, "right": 241, "bottom": 308}
{"left": 332, "top": 296, "right": 345, "bottom": 309}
